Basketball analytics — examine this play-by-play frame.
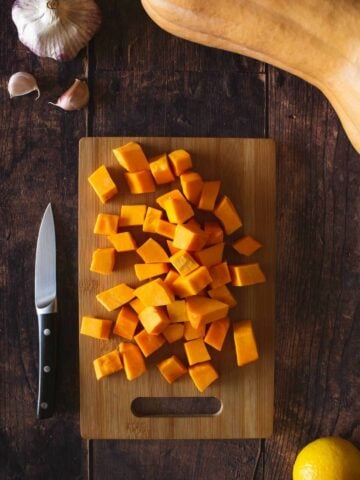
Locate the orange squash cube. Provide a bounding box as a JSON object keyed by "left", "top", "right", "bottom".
{"left": 93, "top": 213, "right": 119, "bottom": 235}
{"left": 186, "top": 296, "right": 229, "bottom": 329}
{"left": 119, "top": 205, "right": 147, "bottom": 227}
{"left": 88, "top": 165, "right": 118, "bottom": 204}
{"left": 233, "top": 320, "right": 259, "bottom": 366}
{"left": 162, "top": 323, "right": 184, "bottom": 343}
{"left": 119, "top": 342, "right": 146, "bottom": 380}
{"left": 130, "top": 298, "right": 146, "bottom": 314}
{"left": 136, "top": 238, "right": 169, "bottom": 263}
{"left": 96, "top": 283, "right": 135, "bottom": 311}
{"left": 184, "top": 322, "right": 205, "bottom": 341}
{"left": 193, "top": 242, "right": 224, "bottom": 268}
{"left": 107, "top": 231, "right": 137, "bottom": 252}
{"left": 113, "top": 142, "right": 149, "bottom": 172}
{"left": 80, "top": 316, "right": 113, "bottom": 340}
{"left": 209, "top": 262, "right": 231, "bottom": 288}
{"left": 155, "top": 219, "right": 176, "bottom": 239}
{"left": 180, "top": 171, "right": 203, "bottom": 204}
{"left": 173, "top": 223, "right": 208, "bottom": 251}
{"left": 139, "top": 306, "right": 170, "bottom": 334}
{"left": 204, "top": 317, "right": 230, "bottom": 351}
{"left": 185, "top": 218, "right": 202, "bottom": 231}
{"left": 93, "top": 350, "right": 123, "bottom": 380}
{"left": 214, "top": 196, "right": 242, "bottom": 235}
{"left": 149, "top": 153, "right": 176, "bottom": 184}
{"left": 90, "top": 247, "right": 115, "bottom": 275}
{"left": 164, "top": 196, "right": 194, "bottom": 224}
{"left": 134, "top": 329, "right": 166, "bottom": 357}
{"left": 163, "top": 269, "right": 180, "bottom": 290}
{"left": 168, "top": 149, "right": 192, "bottom": 176}
{"left": 188, "top": 362, "right": 219, "bottom": 392}
{"left": 157, "top": 355, "right": 187, "bottom": 384}
{"left": 208, "top": 285, "right": 237, "bottom": 308}
{"left": 230, "top": 263, "right": 266, "bottom": 286}
{"left": 204, "top": 221, "right": 224, "bottom": 246}
{"left": 135, "top": 278, "right": 175, "bottom": 307}
{"left": 170, "top": 250, "right": 199, "bottom": 276}
{"left": 233, "top": 235, "right": 263, "bottom": 256}
{"left": 113, "top": 306, "right": 139, "bottom": 339}
{"left": 166, "top": 300, "right": 188, "bottom": 322}
{"left": 184, "top": 338, "right": 211, "bottom": 365}
{"left": 166, "top": 240, "right": 180, "bottom": 255}
{"left": 143, "top": 207, "right": 163, "bottom": 234}
{"left": 198, "top": 180, "right": 221, "bottom": 211}
{"left": 173, "top": 266, "right": 212, "bottom": 298}
{"left": 156, "top": 189, "right": 183, "bottom": 209}
{"left": 134, "top": 262, "right": 169, "bottom": 281}
{"left": 124, "top": 170, "right": 156, "bottom": 194}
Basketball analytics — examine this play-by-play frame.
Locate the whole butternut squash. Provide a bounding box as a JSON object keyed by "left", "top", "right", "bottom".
{"left": 141, "top": 0, "right": 360, "bottom": 153}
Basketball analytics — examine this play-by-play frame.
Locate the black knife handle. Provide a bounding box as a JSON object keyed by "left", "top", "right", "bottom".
{"left": 37, "top": 313, "right": 57, "bottom": 419}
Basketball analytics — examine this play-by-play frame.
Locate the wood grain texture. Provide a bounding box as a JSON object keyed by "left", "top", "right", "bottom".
{"left": 79, "top": 137, "right": 275, "bottom": 440}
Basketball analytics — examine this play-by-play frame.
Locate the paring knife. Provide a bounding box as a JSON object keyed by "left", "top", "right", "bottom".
{"left": 34, "top": 203, "right": 57, "bottom": 419}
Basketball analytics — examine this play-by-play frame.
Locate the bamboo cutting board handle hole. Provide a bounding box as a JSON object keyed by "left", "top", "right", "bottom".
{"left": 131, "top": 397, "right": 223, "bottom": 417}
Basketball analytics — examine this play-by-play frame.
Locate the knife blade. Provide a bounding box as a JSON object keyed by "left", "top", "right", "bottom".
{"left": 34, "top": 203, "right": 57, "bottom": 419}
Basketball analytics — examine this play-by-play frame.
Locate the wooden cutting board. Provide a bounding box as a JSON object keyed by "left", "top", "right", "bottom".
{"left": 78, "top": 137, "right": 275, "bottom": 439}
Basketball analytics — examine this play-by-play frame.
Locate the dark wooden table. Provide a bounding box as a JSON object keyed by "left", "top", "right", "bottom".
{"left": 1, "top": 1, "right": 359, "bottom": 479}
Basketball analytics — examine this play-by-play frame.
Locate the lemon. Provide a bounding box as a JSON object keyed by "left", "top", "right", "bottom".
{"left": 293, "top": 437, "right": 360, "bottom": 480}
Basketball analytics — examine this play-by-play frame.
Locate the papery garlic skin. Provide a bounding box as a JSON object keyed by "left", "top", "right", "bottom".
{"left": 12, "top": 0, "right": 101, "bottom": 62}
{"left": 8, "top": 72, "right": 40, "bottom": 99}
{"left": 50, "top": 79, "right": 89, "bottom": 111}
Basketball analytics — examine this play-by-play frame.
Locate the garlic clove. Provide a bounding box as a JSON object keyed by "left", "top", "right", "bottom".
{"left": 12, "top": 0, "right": 101, "bottom": 62}
{"left": 49, "top": 79, "right": 89, "bottom": 111}
{"left": 8, "top": 72, "right": 40, "bottom": 99}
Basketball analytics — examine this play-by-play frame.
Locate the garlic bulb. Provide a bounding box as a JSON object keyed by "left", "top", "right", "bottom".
{"left": 12, "top": 0, "right": 101, "bottom": 62}
{"left": 8, "top": 72, "right": 40, "bottom": 99}
{"left": 49, "top": 79, "right": 89, "bottom": 110}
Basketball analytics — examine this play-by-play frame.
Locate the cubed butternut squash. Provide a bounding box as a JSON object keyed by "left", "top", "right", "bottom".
{"left": 156, "top": 189, "right": 184, "bottom": 209}
{"left": 124, "top": 170, "right": 156, "bottom": 194}
{"left": 134, "top": 262, "right": 169, "bottom": 280}
{"left": 93, "top": 213, "right": 119, "bottom": 235}
{"left": 173, "top": 223, "right": 208, "bottom": 251}
{"left": 130, "top": 297, "right": 146, "bottom": 314}
{"left": 164, "top": 196, "right": 194, "bottom": 224}
{"left": 113, "top": 142, "right": 149, "bottom": 172}
{"left": 96, "top": 283, "right": 135, "bottom": 311}
{"left": 208, "top": 285, "right": 237, "bottom": 308}
{"left": 136, "top": 238, "right": 169, "bottom": 263}
{"left": 134, "top": 329, "right": 166, "bottom": 357}
{"left": 90, "top": 248, "right": 115, "bottom": 275}
{"left": 135, "top": 278, "right": 175, "bottom": 307}
{"left": 172, "top": 266, "right": 213, "bottom": 297}
{"left": 80, "top": 316, "right": 113, "bottom": 340}
{"left": 204, "top": 317, "right": 230, "bottom": 351}
{"left": 180, "top": 171, "right": 203, "bottom": 204}
{"left": 143, "top": 207, "right": 163, "bottom": 234}
{"left": 198, "top": 180, "right": 221, "bottom": 211}
{"left": 163, "top": 269, "right": 180, "bottom": 290}
{"left": 184, "top": 338, "right": 211, "bottom": 365}
{"left": 184, "top": 322, "right": 205, "bottom": 341}
{"left": 88, "top": 164, "right": 118, "bottom": 204}
{"left": 233, "top": 320, "right": 259, "bottom": 366}
{"left": 166, "top": 239, "right": 180, "bottom": 255}
{"left": 166, "top": 300, "right": 188, "bottom": 322}
{"left": 230, "top": 263, "right": 266, "bottom": 286}
{"left": 188, "top": 362, "right": 219, "bottom": 392}
{"left": 170, "top": 250, "right": 199, "bottom": 276}
{"left": 185, "top": 218, "right": 202, "bottom": 231}
{"left": 139, "top": 306, "right": 170, "bottom": 334}
{"left": 149, "top": 153, "right": 175, "bottom": 184}
{"left": 113, "top": 306, "right": 139, "bottom": 339}
{"left": 157, "top": 355, "right": 187, "bottom": 384}
{"left": 232, "top": 235, "right": 263, "bottom": 256}
{"left": 119, "top": 342, "right": 146, "bottom": 380}
{"left": 93, "top": 350, "right": 123, "bottom": 380}
{"left": 119, "top": 205, "right": 147, "bottom": 227}
{"left": 204, "top": 221, "right": 224, "bottom": 245}
{"left": 186, "top": 296, "right": 229, "bottom": 329}
{"left": 168, "top": 149, "right": 192, "bottom": 176}
{"left": 214, "top": 196, "right": 242, "bottom": 235}
{"left": 155, "top": 219, "right": 176, "bottom": 239}
{"left": 107, "top": 231, "right": 137, "bottom": 252}
{"left": 193, "top": 242, "right": 224, "bottom": 267}
{"left": 209, "top": 262, "right": 231, "bottom": 288}
{"left": 162, "top": 323, "right": 184, "bottom": 343}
